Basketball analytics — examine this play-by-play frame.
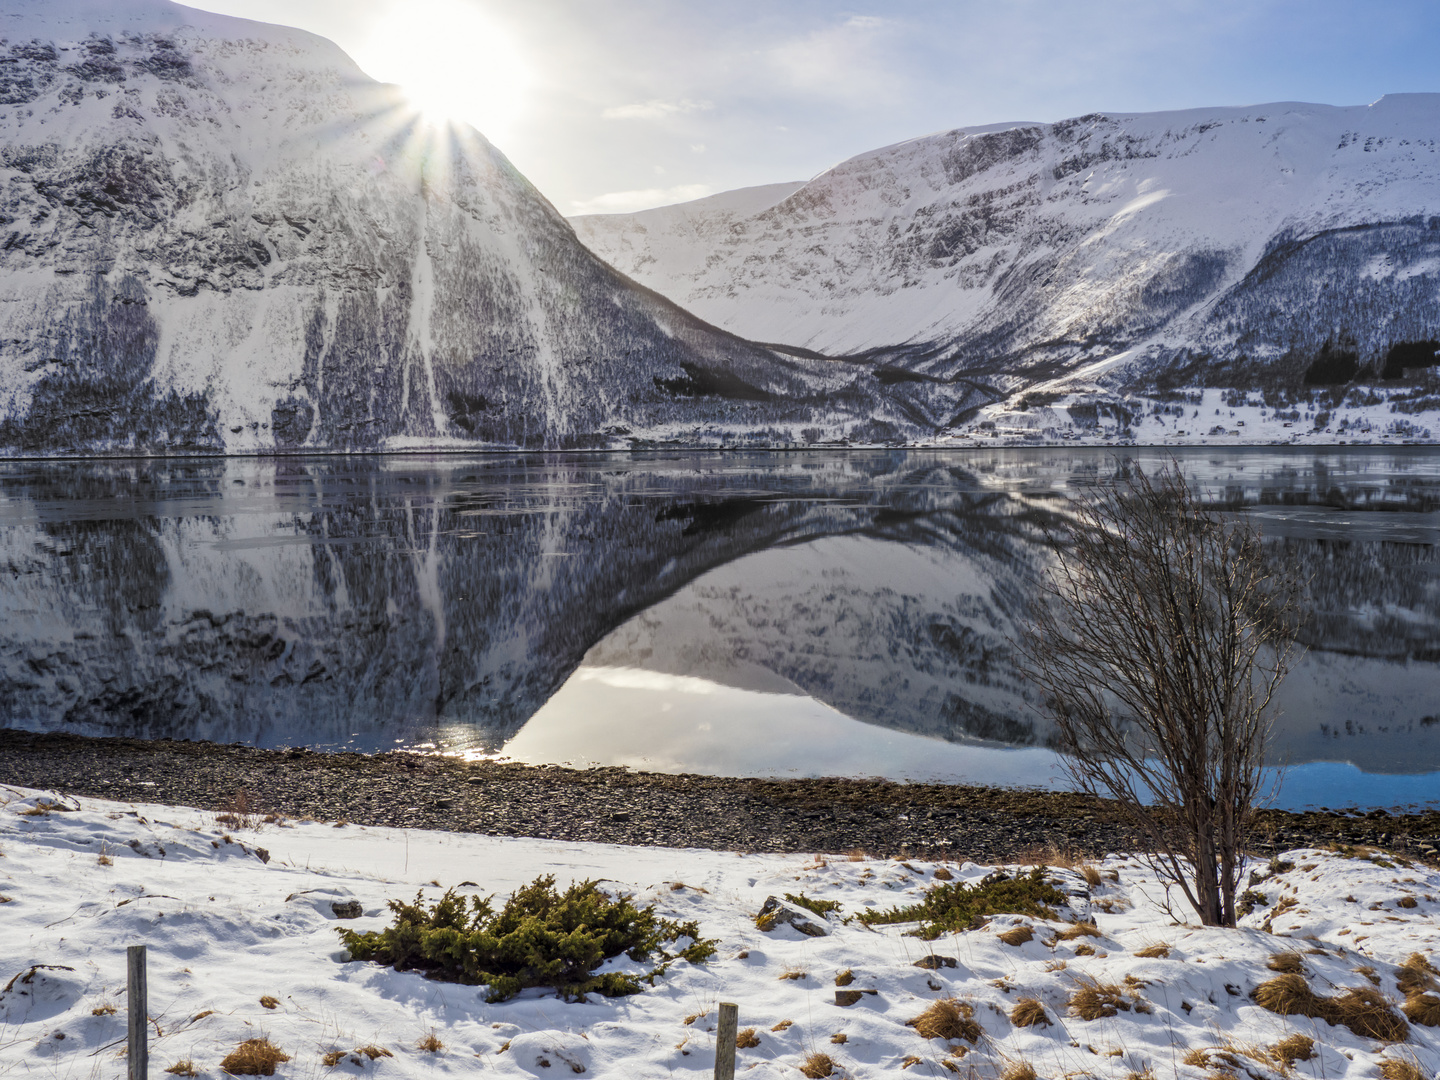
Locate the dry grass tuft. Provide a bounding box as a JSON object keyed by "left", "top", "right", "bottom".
{"left": 1057, "top": 922, "right": 1102, "bottom": 940}
{"left": 1397, "top": 896, "right": 1418, "bottom": 909}
{"left": 321, "top": 1050, "right": 347, "bottom": 1068}
{"left": 835, "top": 969, "right": 855, "bottom": 987}
{"left": 1357, "top": 965, "right": 1382, "bottom": 985}
{"left": 1269, "top": 1034, "right": 1315, "bottom": 1067}
{"left": 1402, "top": 992, "right": 1440, "bottom": 1026}
{"left": 1010, "top": 998, "right": 1051, "bottom": 1028}
{"left": 1397, "top": 953, "right": 1439, "bottom": 995}
{"left": 1266, "top": 952, "right": 1304, "bottom": 974}
{"left": 998, "top": 925, "right": 1035, "bottom": 946}
{"left": 771, "top": 1020, "right": 793, "bottom": 1032}
{"left": 1379, "top": 1059, "right": 1424, "bottom": 1080}
{"left": 1001, "top": 1062, "right": 1037, "bottom": 1080}
{"left": 799, "top": 1052, "right": 835, "bottom": 1077}
{"left": 1252, "top": 973, "right": 1410, "bottom": 1041}
{"left": 830, "top": 1033, "right": 847, "bottom": 1044}
{"left": 778, "top": 966, "right": 807, "bottom": 981}
{"left": 1182, "top": 1048, "right": 1209, "bottom": 1067}
{"left": 846, "top": 849, "right": 867, "bottom": 862}
{"left": 417, "top": 1030, "right": 444, "bottom": 1053}
{"left": 164, "top": 1062, "right": 199, "bottom": 1077}
{"left": 220, "top": 1038, "right": 291, "bottom": 1076}
{"left": 907, "top": 998, "right": 981, "bottom": 1043}
{"left": 92, "top": 1003, "right": 117, "bottom": 1016}
{"left": 736, "top": 1028, "right": 760, "bottom": 1049}
{"left": 1044, "top": 959, "right": 1067, "bottom": 972}
{"left": 1073, "top": 944, "right": 1097, "bottom": 957}
{"left": 97, "top": 845, "right": 113, "bottom": 867}
{"left": 1133, "top": 943, "right": 1170, "bottom": 959}
{"left": 258, "top": 995, "right": 279, "bottom": 1010}
{"left": 933, "top": 866, "right": 954, "bottom": 881}
{"left": 682, "top": 1012, "right": 703, "bottom": 1026}
{"left": 1069, "top": 978, "right": 1132, "bottom": 1021}
{"left": 355, "top": 1045, "right": 393, "bottom": 1060}
{"left": 1079, "top": 864, "right": 1102, "bottom": 888}
{"left": 901, "top": 1056, "right": 923, "bottom": 1069}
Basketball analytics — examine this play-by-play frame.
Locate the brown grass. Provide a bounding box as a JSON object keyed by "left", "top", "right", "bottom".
{"left": 1001, "top": 1062, "right": 1037, "bottom": 1080}
{"left": 1073, "top": 944, "right": 1097, "bottom": 957}
{"left": 1182, "top": 1048, "right": 1209, "bottom": 1067}
{"left": 998, "top": 925, "right": 1035, "bottom": 946}
{"left": 1252, "top": 973, "right": 1410, "bottom": 1041}
{"left": 97, "top": 846, "right": 113, "bottom": 867}
{"left": 216, "top": 789, "right": 260, "bottom": 831}
{"left": 416, "top": 1030, "right": 444, "bottom": 1053}
{"left": 1057, "top": 922, "right": 1102, "bottom": 940}
{"left": 356, "top": 1046, "right": 393, "bottom": 1060}
{"left": 736, "top": 1028, "right": 760, "bottom": 1048}
{"left": 771, "top": 1020, "right": 793, "bottom": 1032}
{"left": 92, "top": 1003, "right": 117, "bottom": 1016}
{"left": 1397, "top": 953, "right": 1438, "bottom": 995}
{"left": 830, "top": 1033, "right": 847, "bottom": 1044}
{"left": 835, "top": 969, "right": 854, "bottom": 987}
{"left": 1010, "top": 998, "right": 1050, "bottom": 1028}
{"left": 259, "top": 995, "right": 279, "bottom": 1010}
{"left": 1269, "top": 1034, "right": 1315, "bottom": 1066}
{"left": 901, "top": 1056, "right": 922, "bottom": 1069}
{"left": 1403, "top": 992, "right": 1440, "bottom": 1026}
{"left": 321, "top": 1050, "right": 347, "bottom": 1068}
{"left": 1398, "top": 896, "right": 1418, "bottom": 909}
{"left": 846, "top": 849, "right": 867, "bottom": 862}
{"left": 220, "top": 1038, "right": 291, "bottom": 1076}
{"left": 778, "top": 966, "right": 807, "bottom": 981}
{"left": 933, "top": 866, "right": 954, "bottom": 881}
{"left": 1357, "top": 965, "right": 1381, "bottom": 985}
{"left": 1080, "top": 865, "right": 1103, "bottom": 888}
{"left": 799, "top": 1052, "right": 835, "bottom": 1077}
{"left": 1069, "top": 979, "right": 1132, "bottom": 1021}
{"left": 164, "top": 1062, "right": 198, "bottom": 1077}
{"left": 907, "top": 998, "right": 981, "bottom": 1043}
{"left": 1133, "top": 943, "right": 1170, "bottom": 959}
{"left": 682, "top": 1012, "right": 703, "bottom": 1026}
{"left": 1379, "top": 1059, "right": 1424, "bottom": 1080}
{"left": 1266, "top": 952, "right": 1304, "bottom": 974}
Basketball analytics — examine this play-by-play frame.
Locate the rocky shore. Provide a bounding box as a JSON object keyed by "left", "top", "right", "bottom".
{"left": 2, "top": 730, "right": 1437, "bottom": 864}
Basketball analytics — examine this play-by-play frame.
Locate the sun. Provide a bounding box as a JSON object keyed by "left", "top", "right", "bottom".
{"left": 355, "top": 0, "right": 533, "bottom": 145}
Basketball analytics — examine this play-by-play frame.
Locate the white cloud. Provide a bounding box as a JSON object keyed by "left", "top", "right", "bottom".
{"left": 769, "top": 14, "right": 902, "bottom": 105}
{"left": 569, "top": 184, "right": 714, "bottom": 215}
{"left": 601, "top": 99, "right": 712, "bottom": 120}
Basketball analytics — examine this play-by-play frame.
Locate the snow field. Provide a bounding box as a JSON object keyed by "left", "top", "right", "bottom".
{"left": 2, "top": 786, "right": 1438, "bottom": 1078}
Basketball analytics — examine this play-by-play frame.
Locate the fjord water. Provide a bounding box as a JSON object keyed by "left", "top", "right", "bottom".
{"left": 1, "top": 448, "right": 1436, "bottom": 810}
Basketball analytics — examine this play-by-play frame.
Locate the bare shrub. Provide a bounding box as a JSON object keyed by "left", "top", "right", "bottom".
{"left": 1019, "top": 462, "right": 1303, "bottom": 926}
{"left": 220, "top": 1038, "right": 290, "bottom": 1075}
{"left": 1010, "top": 998, "right": 1051, "bottom": 1027}
{"left": 799, "top": 1052, "right": 835, "bottom": 1078}
{"left": 907, "top": 999, "right": 981, "bottom": 1042}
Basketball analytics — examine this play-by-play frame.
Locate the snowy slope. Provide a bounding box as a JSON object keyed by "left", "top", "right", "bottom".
{"left": 573, "top": 100, "right": 1440, "bottom": 433}
{"left": 0, "top": 2, "right": 902, "bottom": 455}
{"left": 3, "top": 787, "right": 1440, "bottom": 1079}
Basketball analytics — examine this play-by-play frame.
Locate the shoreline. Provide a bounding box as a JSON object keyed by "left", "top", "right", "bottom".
{"left": 3, "top": 730, "right": 1437, "bottom": 864}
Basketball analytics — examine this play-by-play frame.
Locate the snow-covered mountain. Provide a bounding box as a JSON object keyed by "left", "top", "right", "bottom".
{"left": 573, "top": 100, "right": 1440, "bottom": 434}
{"left": 0, "top": 1, "right": 906, "bottom": 455}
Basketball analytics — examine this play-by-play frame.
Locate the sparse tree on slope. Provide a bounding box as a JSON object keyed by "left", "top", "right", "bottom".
{"left": 1020, "top": 462, "right": 1304, "bottom": 927}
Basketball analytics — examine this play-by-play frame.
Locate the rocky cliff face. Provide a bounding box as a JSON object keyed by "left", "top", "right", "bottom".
{"left": 573, "top": 100, "right": 1440, "bottom": 427}
{"left": 0, "top": 0, "right": 904, "bottom": 455}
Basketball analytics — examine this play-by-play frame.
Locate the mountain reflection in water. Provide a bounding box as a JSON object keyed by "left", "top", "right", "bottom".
{"left": 1, "top": 448, "right": 1436, "bottom": 809}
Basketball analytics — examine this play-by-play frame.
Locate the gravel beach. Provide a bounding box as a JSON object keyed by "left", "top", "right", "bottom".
{"left": 2, "top": 729, "right": 1437, "bottom": 864}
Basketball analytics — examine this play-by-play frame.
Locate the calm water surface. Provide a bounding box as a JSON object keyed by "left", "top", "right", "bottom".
{"left": 2, "top": 448, "right": 1437, "bottom": 810}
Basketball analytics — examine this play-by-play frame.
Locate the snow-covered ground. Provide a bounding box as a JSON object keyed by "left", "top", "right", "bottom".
{"left": 3, "top": 786, "right": 1438, "bottom": 1078}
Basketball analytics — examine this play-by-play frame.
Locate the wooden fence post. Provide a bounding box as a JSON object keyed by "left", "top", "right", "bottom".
{"left": 714, "top": 1001, "right": 737, "bottom": 1080}
{"left": 127, "top": 944, "right": 147, "bottom": 1080}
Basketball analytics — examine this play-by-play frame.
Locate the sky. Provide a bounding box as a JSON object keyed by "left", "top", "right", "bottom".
{"left": 186, "top": 0, "right": 1440, "bottom": 216}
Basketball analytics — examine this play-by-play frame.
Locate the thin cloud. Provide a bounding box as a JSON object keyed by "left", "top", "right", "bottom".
{"left": 602, "top": 99, "right": 712, "bottom": 120}
{"left": 768, "top": 13, "right": 905, "bottom": 106}
{"left": 569, "top": 183, "right": 714, "bottom": 215}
